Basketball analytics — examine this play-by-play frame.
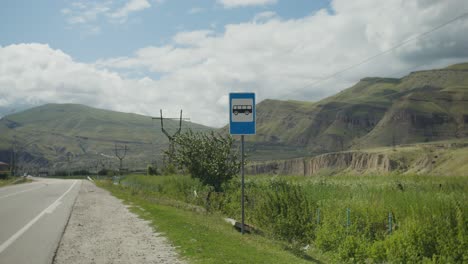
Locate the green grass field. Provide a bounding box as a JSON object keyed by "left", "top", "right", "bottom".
{"left": 98, "top": 173, "right": 467, "bottom": 263}
{"left": 98, "top": 179, "right": 325, "bottom": 264}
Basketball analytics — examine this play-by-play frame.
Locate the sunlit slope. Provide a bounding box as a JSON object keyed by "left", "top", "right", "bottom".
{"left": 0, "top": 104, "right": 212, "bottom": 169}
{"left": 248, "top": 63, "right": 468, "bottom": 158}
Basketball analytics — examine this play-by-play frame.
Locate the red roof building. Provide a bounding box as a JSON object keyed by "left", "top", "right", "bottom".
{"left": 0, "top": 162, "right": 9, "bottom": 174}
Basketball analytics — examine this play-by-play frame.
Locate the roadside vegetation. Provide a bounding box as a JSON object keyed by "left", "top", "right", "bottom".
{"left": 97, "top": 130, "right": 467, "bottom": 263}
{"left": 0, "top": 176, "right": 31, "bottom": 187}
{"left": 98, "top": 179, "right": 322, "bottom": 264}
{"left": 0, "top": 177, "right": 16, "bottom": 187}
{"left": 1, "top": 170, "right": 31, "bottom": 187}
{"left": 100, "top": 173, "right": 467, "bottom": 263}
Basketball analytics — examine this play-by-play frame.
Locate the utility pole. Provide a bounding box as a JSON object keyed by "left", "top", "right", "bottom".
{"left": 10, "top": 135, "right": 17, "bottom": 177}
{"left": 66, "top": 152, "right": 73, "bottom": 177}
{"left": 94, "top": 159, "right": 100, "bottom": 175}
{"left": 152, "top": 110, "right": 189, "bottom": 165}
{"left": 114, "top": 144, "right": 128, "bottom": 176}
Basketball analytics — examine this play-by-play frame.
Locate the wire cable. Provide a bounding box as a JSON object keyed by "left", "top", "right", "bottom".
{"left": 296, "top": 10, "right": 468, "bottom": 91}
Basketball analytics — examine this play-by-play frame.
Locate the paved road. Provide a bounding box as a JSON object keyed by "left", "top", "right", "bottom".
{"left": 0, "top": 178, "right": 81, "bottom": 264}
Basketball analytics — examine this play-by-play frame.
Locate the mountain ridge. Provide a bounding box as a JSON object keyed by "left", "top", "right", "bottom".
{"left": 245, "top": 62, "right": 468, "bottom": 160}
{"left": 0, "top": 103, "right": 212, "bottom": 172}
{"left": 1, "top": 62, "right": 467, "bottom": 170}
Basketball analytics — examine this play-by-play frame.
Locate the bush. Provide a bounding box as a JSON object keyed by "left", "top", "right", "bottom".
{"left": 147, "top": 164, "right": 159, "bottom": 176}
{"left": 169, "top": 130, "right": 240, "bottom": 192}
{"left": 98, "top": 168, "right": 116, "bottom": 176}
{"left": 54, "top": 170, "right": 68, "bottom": 176}
{"left": 72, "top": 170, "right": 90, "bottom": 176}
{"left": 161, "top": 163, "right": 177, "bottom": 175}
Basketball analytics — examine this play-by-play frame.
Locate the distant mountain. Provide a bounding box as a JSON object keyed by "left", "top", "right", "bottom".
{"left": 2, "top": 63, "right": 467, "bottom": 171}
{"left": 0, "top": 104, "right": 212, "bottom": 172}
{"left": 245, "top": 63, "right": 468, "bottom": 160}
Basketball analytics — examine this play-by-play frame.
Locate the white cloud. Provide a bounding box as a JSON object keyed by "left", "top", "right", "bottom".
{"left": 3, "top": 0, "right": 468, "bottom": 127}
{"left": 62, "top": 0, "right": 152, "bottom": 29}
{"left": 61, "top": 8, "right": 71, "bottom": 15}
{"left": 64, "top": 1, "right": 111, "bottom": 25}
{"left": 110, "top": 0, "right": 151, "bottom": 22}
{"left": 0, "top": 43, "right": 163, "bottom": 119}
{"left": 253, "top": 11, "right": 277, "bottom": 22}
{"left": 188, "top": 7, "right": 205, "bottom": 14}
{"left": 173, "top": 30, "right": 214, "bottom": 46}
{"left": 218, "top": 0, "right": 277, "bottom": 8}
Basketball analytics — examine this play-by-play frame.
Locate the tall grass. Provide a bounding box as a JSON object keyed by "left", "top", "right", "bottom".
{"left": 119, "top": 174, "right": 468, "bottom": 263}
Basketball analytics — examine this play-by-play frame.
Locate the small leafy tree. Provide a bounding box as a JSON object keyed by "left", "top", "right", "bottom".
{"left": 168, "top": 130, "right": 241, "bottom": 192}
{"left": 147, "top": 164, "right": 160, "bottom": 176}
{"left": 162, "top": 163, "right": 177, "bottom": 175}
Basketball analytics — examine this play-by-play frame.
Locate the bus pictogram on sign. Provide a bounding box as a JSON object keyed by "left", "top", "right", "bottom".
{"left": 232, "top": 105, "right": 252, "bottom": 115}
{"left": 229, "top": 93, "right": 255, "bottom": 135}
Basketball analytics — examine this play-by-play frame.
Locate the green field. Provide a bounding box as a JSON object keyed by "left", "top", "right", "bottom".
{"left": 98, "top": 173, "right": 468, "bottom": 263}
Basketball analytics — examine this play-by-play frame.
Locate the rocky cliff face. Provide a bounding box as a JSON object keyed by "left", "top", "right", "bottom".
{"left": 247, "top": 151, "right": 396, "bottom": 176}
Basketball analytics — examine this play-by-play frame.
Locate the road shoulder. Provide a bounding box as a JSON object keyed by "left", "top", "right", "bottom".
{"left": 53, "top": 180, "right": 185, "bottom": 264}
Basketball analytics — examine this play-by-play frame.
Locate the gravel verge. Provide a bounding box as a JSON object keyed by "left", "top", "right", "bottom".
{"left": 54, "top": 180, "right": 186, "bottom": 264}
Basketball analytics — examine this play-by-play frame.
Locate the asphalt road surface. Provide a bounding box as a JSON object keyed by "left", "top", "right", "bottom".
{"left": 0, "top": 178, "right": 81, "bottom": 264}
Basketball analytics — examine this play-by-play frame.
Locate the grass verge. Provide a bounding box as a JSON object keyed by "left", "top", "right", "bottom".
{"left": 0, "top": 178, "right": 17, "bottom": 187}
{"left": 97, "top": 180, "right": 326, "bottom": 264}
{"left": 0, "top": 177, "right": 32, "bottom": 187}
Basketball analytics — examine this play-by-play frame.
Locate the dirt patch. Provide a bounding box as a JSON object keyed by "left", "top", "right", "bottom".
{"left": 54, "top": 181, "right": 186, "bottom": 264}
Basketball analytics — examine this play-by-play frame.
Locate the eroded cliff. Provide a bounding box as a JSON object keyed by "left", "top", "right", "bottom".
{"left": 247, "top": 142, "right": 468, "bottom": 176}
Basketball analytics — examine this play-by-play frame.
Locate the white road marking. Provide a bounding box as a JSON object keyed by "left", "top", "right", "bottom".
{"left": 0, "top": 180, "right": 78, "bottom": 254}
{"left": 0, "top": 184, "right": 45, "bottom": 200}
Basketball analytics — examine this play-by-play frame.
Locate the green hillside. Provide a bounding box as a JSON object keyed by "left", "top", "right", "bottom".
{"left": 0, "top": 104, "right": 212, "bottom": 172}
{"left": 247, "top": 63, "right": 468, "bottom": 160}
{"left": 2, "top": 63, "right": 467, "bottom": 169}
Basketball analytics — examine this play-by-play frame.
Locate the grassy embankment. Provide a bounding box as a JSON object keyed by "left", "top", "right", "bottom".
{"left": 97, "top": 178, "right": 323, "bottom": 264}
{"left": 98, "top": 173, "right": 467, "bottom": 263}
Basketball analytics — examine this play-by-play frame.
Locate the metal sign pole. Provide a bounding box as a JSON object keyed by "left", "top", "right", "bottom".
{"left": 241, "top": 135, "right": 245, "bottom": 235}
{"left": 229, "top": 92, "right": 255, "bottom": 235}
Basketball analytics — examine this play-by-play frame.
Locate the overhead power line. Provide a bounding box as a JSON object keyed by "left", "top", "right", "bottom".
{"left": 298, "top": 10, "right": 468, "bottom": 91}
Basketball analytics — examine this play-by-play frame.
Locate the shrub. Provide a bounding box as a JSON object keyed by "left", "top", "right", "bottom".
{"left": 98, "top": 168, "right": 116, "bottom": 176}
{"left": 72, "top": 169, "right": 90, "bottom": 176}
{"left": 169, "top": 130, "right": 240, "bottom": 192}
{"left": 147, "top": 164, "right": 159, "bottom": 176}
{"left": 54, "top": 170, "right": 68, "bottom": 176}
{"left": 161, "top": 163, "right": 177, "bottom": 175}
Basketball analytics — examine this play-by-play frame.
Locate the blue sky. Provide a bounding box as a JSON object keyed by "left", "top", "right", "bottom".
{"left": 1, "top": 0, "right": 468, "bottom": 127}
{"left": 1, "top": 0, "right": 331, "bottom": 62}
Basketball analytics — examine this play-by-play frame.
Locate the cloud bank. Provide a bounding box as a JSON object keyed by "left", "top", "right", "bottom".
{"left": 2, "top": 0, "right": 468, "bottom": 127}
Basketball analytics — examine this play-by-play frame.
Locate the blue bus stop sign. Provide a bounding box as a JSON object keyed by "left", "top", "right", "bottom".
{"left": 229, "top": 93, "right": 256, "bottom": 135}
